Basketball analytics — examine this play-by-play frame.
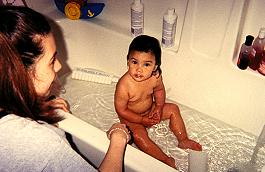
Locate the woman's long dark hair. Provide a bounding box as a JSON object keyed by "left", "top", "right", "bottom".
{"left": 0, "top": 6, "right": 62, "bottom": 123}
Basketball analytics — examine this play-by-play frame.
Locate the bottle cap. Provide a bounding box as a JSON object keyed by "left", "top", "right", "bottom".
{"left": 134, "top": 0, "right": 141, "bottom": 5}
{"left": 245, "top": 35, "right": 254, "bottom": 46}
{"left": 167, "top": 8, "right": 175, "bottom": 15}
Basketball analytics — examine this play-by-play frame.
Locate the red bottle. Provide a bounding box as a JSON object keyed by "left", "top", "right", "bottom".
{"left": 250, "top": 28, "right": 265, "bottom": 70}
{"left": 237, "top": 35, "right": 255, "bottom": 70}
{"left": 238, "top": 53, "right": 250, "bottom": 70}
{"left": 258, "top": 46, "right": 265, "bottom": 76}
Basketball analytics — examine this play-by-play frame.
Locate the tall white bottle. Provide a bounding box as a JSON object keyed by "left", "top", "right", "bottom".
{"left": 131, "top": 0, "right": 144, "bottom": 37}
{"left": 162, "top": 8, "right": 177, "bottom": 48}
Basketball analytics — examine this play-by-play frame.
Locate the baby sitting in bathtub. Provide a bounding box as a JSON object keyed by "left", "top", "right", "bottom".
{"left": 114, "top": 35, "right": 202, "bottom": 169}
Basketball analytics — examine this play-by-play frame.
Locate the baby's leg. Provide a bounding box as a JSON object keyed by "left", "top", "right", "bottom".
{"left": 161, "top": 103, "right": 202, "bottom": 151}
{"left": 127, "top": 122, "right": 176, "bottom": 169}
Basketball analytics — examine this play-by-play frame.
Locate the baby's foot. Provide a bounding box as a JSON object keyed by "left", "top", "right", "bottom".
{"left": 178, "top": 139, "right": 202, "bottom": 151}
{"left": 165, "top": 157, "right": 176, "bottom": 169}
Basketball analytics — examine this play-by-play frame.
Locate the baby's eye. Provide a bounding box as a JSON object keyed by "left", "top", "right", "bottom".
{"left": 144, "top": 63, "right": 151, "bottom": 67}
{"left": 131, "top": 60, "right": 137, "bottom": 64}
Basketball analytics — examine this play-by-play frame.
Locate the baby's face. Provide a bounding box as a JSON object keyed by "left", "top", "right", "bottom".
{"left": 127, "top": 50, "right": 157, "bottom": 82}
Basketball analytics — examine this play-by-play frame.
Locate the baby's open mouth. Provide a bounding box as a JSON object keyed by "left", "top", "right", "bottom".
{"left": 135, "top": 74, "right": 143, "bottom": 78}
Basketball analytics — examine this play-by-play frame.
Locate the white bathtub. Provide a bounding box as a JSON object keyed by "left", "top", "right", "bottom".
{"left": 26, "top": 0, "right": 265, "bottom": 171}
{"left": 56, "top": 76, "right": 264, "bottom": 172}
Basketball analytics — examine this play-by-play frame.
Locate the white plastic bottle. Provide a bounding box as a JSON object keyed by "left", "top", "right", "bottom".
{"left": 131, "top": 0, "right": 144, "bottom": 37}
{"left": 162, "top": 8, "right": 177, "bottom": 48}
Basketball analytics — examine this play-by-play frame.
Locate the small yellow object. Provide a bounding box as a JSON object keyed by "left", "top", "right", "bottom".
{"left": 64, "top": 2, "right": 81, "bottom": 20}
{"left": 87, "top": 9, "right": 94, "bottom": 17}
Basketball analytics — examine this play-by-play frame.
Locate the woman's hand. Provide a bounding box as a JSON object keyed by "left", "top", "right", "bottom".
{"left": 100, "top": 123, "right": 130, "bottom": 172}
{"left": 47, "top": 96, "right": 70, "bottom": 113}
{"left": 107, "top": 123, "right": 131, "bottom": 143}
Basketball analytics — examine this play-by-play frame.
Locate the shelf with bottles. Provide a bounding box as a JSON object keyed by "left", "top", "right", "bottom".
{"left": 235, "top": 28, "right": 265, "bottom": 77}
{"left": 86, "top": 0, "right": 188, "bottom": 53}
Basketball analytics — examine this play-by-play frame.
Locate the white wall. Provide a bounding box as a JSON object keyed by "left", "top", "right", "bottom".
{"left": 28, "top": 0, "right": 265, "bottom": 136}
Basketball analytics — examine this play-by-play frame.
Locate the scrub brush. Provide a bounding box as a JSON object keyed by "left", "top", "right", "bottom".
{"left": 71, "top": 67, "right": 119, "bottom": 84}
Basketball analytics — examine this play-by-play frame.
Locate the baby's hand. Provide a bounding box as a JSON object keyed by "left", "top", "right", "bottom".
{"left": 178, "top": 138, "right": 202, "bottom": 151}
{"left": 148, "top": 105, "right": 163, "bottom": 122}
{"left": 142, "top": 116, "right": 159, "bottom": 127}
{"left": 107, "top": 123, "right": 131, "bottom": 143}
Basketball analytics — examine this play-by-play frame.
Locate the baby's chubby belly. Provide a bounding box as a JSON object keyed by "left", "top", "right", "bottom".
{"left": 128, "top": 96, "right": 153, "bottom": 115}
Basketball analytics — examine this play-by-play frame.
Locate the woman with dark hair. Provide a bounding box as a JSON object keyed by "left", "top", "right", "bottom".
{"left": 0, "top": 6, "right": 130, "bottom": 171}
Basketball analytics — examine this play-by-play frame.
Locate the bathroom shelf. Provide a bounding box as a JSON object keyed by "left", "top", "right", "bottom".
{"left": 232, "top": 56, "right": 265, "bottom": 79}
{"left": 90, "top": 0, "right": 189, "bottom": 53}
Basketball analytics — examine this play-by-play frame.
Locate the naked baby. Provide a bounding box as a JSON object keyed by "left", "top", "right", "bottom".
{"left": 114, "top": 35, "right": 202, "bottom": 169}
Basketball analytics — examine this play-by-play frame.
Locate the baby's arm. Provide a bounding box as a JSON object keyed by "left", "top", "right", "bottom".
{"left": 150, "top": 76, "right": 166, "bottom": 121}
{"left": 114, "top": 81, "right": 158, "bottom": 126}
{"left": 153, "top": 75, "right": 165, "bottom": 106}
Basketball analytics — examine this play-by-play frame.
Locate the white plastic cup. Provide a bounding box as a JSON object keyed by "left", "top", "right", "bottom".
{"left": 262, "top": 165, "right": 265, "bottom": 172}
{"left": 188, "top": 150, "right": 208, "bottom": 172}
{"left": 257, "top": 125, "right": 265, "bottom": 145}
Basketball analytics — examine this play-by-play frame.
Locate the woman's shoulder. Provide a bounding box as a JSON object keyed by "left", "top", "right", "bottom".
{"left": 0, "top": 114, "right": 92, "bottom": 171}
{"left": 0, "top": 114, "right": 67, "bottom": 151}
{"left": 0, "top": 115, "right": 64, "bottom": 153}
{"left": 0, "top": 114, "right": 65, "bottom": 139}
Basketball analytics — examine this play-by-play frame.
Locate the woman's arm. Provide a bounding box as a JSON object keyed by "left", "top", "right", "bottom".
{"left": 99, "top": 123, "right": 130, "bottom": 172}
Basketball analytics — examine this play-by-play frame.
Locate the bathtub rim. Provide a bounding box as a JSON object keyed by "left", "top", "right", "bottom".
{"left": 57, "top": 110, "right": 178, "bottom": 172}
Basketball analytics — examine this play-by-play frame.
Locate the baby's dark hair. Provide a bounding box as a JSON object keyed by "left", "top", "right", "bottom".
{"left": 127, "top": 35, "right": 162, "bottom": 75}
